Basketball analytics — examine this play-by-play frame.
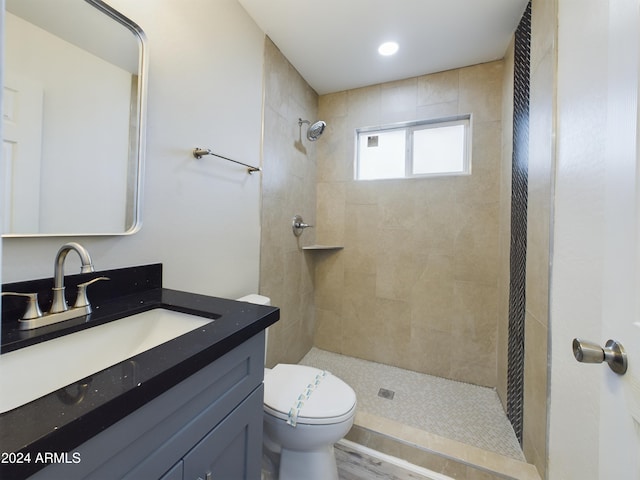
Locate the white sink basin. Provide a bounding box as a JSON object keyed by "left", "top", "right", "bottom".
{"left": 0, "top": 309, "right": 213, "bottom": 413}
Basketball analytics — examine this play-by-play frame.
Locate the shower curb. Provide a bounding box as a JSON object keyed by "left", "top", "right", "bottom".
{"left": 348, "top": 411, "right": 541, "bottom": 480}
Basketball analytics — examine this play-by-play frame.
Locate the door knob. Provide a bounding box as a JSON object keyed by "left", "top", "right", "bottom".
{"left": 572, "top": 338, "right": 628, "bottom": 375}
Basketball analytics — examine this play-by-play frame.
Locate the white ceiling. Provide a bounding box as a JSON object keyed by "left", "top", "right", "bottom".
{"left": 237, "top": 0, "right": 529, "bottom": 95}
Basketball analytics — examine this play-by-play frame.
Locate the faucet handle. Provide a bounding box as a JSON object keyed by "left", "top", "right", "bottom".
{"left": 74, "top": 277, "right": 110, "bottom": 309}
{"left": 2, "top": 292, "right": 44, "bottom": 320}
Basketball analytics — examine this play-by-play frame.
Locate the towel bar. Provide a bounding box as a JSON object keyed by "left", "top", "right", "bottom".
{"left": 192, "top": 148, "right": 261, "bottom": 174}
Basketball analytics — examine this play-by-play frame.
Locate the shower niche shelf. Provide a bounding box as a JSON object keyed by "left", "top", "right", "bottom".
{"left": 302, "top": 245, "right": 344, "bottom": 251}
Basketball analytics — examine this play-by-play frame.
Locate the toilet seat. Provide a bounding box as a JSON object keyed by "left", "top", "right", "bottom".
{"left": 264, "top": 364, "right": 357, "bottom": 426}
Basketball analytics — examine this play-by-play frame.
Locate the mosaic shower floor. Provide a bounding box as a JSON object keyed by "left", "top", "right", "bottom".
{"left": 299, "top": 348, "right": 525, "bottom": 461}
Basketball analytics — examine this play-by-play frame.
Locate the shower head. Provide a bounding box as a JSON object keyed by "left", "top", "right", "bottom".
{"left": 298, "top": 118, "right": 327, "bottom": 141}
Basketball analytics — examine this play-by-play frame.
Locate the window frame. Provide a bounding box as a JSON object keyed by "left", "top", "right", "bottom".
{"left": 355, "top": 114, "right": 472, "bottom": 181}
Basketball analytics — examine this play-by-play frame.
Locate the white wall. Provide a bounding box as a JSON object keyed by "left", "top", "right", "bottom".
{"left": 2, "top": 0, "right": 266, "bottom": 300}
{"left": 0, "top": 0, "right": 5, "bottom": 289}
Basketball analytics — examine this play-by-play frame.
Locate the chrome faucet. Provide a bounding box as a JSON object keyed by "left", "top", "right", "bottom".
{"left": 2, "top": 242, "right": 108, "bottom": 330}
{"left": 50, "top": 242, "right": 95, "bottom": 313}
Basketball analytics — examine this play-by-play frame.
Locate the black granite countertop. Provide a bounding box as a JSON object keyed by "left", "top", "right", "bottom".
{"left": 0, "top": 264, "right": 279, "bottom": 479}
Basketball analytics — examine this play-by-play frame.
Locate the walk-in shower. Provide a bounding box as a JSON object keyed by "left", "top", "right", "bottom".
{"left": 260, "top": 9, "right": 537, "bottom": 475}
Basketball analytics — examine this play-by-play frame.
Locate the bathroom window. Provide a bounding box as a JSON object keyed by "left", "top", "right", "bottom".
{"left": 355, "top": 115, "right": 471, "bottom": 180}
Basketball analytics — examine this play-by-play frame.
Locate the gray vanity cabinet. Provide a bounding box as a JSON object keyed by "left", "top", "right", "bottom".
{"left": 32, "top": 332, "right": 265, "bottom": 480}
{"left": 150, "top": 386, "right": 264, "bottom": 480}
{"left": 181, "top": 387, "right": 262, "bottom": 480}
{"left": 160, "top": 386, "right": 262, "bottom": 480}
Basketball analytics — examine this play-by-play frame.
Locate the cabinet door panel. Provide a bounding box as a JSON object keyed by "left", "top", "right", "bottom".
{"left": 159, "top": 460, "right": 183, "bottom": 480}
{"left": 184, "top": 385, "right": 263, "bottom": 480}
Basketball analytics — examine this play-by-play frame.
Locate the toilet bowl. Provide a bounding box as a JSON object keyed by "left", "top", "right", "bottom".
{"left": 236, "top": 295, "right": 357, "bottom": 480}
{"left": 263, "top": 364, "right": 356, "bottom": 480}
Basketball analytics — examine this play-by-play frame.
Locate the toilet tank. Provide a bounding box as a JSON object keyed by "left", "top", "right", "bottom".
{"left": 236, "top": 294, "right": 271, "bottom": 306}
{"left": 236, "top": 294, "right": 271, "bottom": 365}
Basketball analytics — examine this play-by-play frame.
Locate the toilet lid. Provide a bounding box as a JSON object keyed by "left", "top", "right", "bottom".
{"left": 263, "top": 364, "right": 356, "bottom": 425}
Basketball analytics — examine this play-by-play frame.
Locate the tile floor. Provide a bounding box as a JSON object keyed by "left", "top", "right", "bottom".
{"left": 262, "top": 440, "right": 445, "bottom": 480}
{"left": 299, "top": 348, "right": 524, "bottom": 461}
{"left": 335, "top": 440, "right": 450, "bottom": 480}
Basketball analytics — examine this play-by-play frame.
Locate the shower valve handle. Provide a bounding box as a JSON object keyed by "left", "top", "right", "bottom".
{"left": 292, "top": 215, "right": 313, "bottom": 237}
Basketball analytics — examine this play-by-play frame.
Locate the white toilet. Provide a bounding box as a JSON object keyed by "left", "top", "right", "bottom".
{"left": 237, "top": 295, "right": 357, "bottom": 480}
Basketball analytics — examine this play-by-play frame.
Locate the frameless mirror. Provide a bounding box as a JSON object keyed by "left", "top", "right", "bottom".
{"left": 3, "top": 0, "right": 147, "bottom": 236}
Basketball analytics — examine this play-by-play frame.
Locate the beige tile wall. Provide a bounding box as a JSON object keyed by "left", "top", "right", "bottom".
{"left": 497, "top": 39, "right": 515, "bottom": 410}
{"left": 314, "top": 62, "right": 506, "bottom": 387}
{"left": 524, "top": 0, "right": 555, "bottom": 476}
{"left": 261, "top": 38, "right": 319, "bottom": 366}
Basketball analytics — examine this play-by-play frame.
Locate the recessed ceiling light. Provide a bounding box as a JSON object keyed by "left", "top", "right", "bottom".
{"left": 378, "top": 41, "right": 399, "bottom": 56}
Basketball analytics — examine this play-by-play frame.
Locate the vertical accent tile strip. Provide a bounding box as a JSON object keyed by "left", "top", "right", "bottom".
{"left": 507, "top": 1, "right": 531, "bottom": 445}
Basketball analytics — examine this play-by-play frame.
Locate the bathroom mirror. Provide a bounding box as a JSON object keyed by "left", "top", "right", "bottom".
{"left": 2, "top": 0, "right": 147, "bottom": 236}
